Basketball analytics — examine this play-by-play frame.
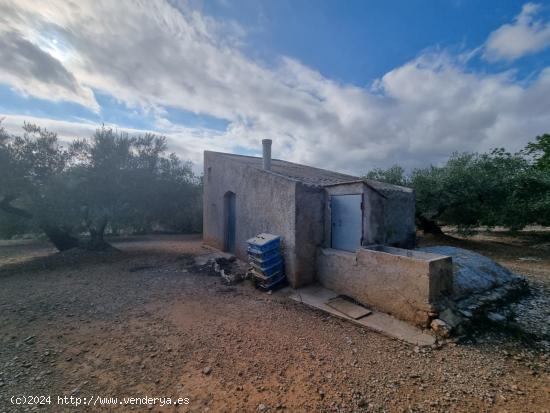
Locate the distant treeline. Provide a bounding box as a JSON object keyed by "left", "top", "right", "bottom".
{"left": 366, "top": 134, "right": 550, "bottom": 234}
{"left": 0, "top": 122, "right": 202, "bottom": 250}
{"left": 2, "top": 120, "right": 548, "bottom": 250}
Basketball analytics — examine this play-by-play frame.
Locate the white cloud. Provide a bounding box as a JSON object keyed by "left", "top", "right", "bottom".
{"left": 484, "top": 3, "right": 550, "bottom": 61}
{"left": 0, "top": 0, "right": 550, "bottom": 176}
{"left": 0, "top": 31, "right": 98, "bottom": 110}
{"left": 0, "top": 114, "right": 229, "bottom": 173}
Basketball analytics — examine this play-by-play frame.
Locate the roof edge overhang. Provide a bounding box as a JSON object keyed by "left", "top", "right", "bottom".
{"left": 323, "top": 180, "right": 388, "bottom": 198}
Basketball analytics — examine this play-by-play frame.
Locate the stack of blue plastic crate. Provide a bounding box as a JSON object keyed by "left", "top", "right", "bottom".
{"left": 246, "top": 233, "right": 286, "bottom": 290}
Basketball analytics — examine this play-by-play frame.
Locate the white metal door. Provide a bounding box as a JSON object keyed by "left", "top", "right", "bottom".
{"left": 331, "top": 194, "right": 362, "bottom": 252}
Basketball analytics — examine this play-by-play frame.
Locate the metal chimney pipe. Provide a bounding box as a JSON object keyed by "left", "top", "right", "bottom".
{"left": 262, "top": 139, "right": 272, "bottom": 171}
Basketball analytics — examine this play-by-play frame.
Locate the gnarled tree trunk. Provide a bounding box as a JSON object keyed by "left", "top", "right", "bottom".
{"left": 87, "top": 218, "right": 111, "bottom": 251}
{"left": 416, "top": 214, "right": 443, "bottom": 234}
{"left": 0, "top": 196, "right": 80, "bottom": 251}
{"left": 41, "top": 225, "right": 80, "bottom": 251}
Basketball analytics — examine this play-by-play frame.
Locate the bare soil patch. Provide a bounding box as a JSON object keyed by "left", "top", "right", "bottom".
{"left": 0, "top": 233, "right": 548, "bottom": 412}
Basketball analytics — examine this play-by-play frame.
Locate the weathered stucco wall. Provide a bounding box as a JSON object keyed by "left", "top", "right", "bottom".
{"left": 294, "top": 183, "right": 325, "bottom": 287}
{"left": 381, "top": 188, "right": 416, "bottom": 248}
{"left": 203, "top": 152, "right": 299, "bottom": 283}
{"left": 316, "top": 246, "right": 453, "bottom": 326}
{"left": 363, "top": 186, "right": 386, "bottom": 245}
{"left": 204, "top": 151, "right": 419, "bottom": 289}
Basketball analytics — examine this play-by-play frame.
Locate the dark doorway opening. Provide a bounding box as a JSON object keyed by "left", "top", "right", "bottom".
{"left": 223, "top": 191, "right": 236, "bottom": 253}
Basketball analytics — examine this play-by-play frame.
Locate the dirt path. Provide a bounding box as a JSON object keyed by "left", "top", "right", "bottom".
{"left": 0, "top": 234, "right": 548, "bottom": 412}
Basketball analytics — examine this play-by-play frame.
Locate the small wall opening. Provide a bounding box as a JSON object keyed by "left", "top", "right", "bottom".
{"left": 223, "top": 191, "right": 236, "bottom": 253}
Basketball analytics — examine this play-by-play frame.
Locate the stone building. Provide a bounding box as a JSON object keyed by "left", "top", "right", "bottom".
{"left": 203, "top": 139, "right": 416, "bottom": 288}
{"left": 203, "top": 140, "right": 525, "bottom": 333}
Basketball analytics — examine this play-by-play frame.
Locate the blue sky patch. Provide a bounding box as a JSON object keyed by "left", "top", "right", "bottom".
{"left": 1, "top": 0, "right": 550, "bottom": 171}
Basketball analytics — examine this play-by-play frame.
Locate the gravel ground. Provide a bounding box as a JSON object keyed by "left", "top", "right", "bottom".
{"left": 0, "top": 234, "right": 548, "bottom": 413}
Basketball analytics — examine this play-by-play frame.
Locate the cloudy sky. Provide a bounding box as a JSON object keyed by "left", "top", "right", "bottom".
{"left": 1, "top": 0, "right": 550, "bottom": 174}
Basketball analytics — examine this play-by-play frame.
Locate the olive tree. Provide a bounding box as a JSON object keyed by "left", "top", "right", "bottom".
{"left": 0, "top": 122, "right": 202, "bottom": 250}
{"left": 364, "top": 135, "right": 550, "bottom": 233}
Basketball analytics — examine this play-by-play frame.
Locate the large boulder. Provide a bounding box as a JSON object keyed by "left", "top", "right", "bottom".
{"left": 417, "top": 246, "right": 524, "bottom": 301}
{"left": 417, "top": 246, "right": 528, "bottom": 337}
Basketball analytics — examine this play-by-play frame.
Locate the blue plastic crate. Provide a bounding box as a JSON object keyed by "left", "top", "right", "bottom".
{"left": 247, "top": 246, "right": 280, "bottom": 262}
{"left": 250, "top": 259, "right": 283, "bottom": 278}
{"left": 251, "top": 266, "right": 283, "bottom": 282}
{"left": 246, "top": 233, "right": 280, "bottom": 254}
{"left": 251, "top": 266, "right": 281, "bottom": 279}
{"left": 248, "top": 253, "right": 281, "bottom": 269}
{"left": 257, "top": 273, "right": 286, "bottom": 290}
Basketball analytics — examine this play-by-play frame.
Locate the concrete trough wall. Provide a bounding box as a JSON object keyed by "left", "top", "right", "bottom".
{"left": 316, "top": 245, "right": 453, "bottom": 327}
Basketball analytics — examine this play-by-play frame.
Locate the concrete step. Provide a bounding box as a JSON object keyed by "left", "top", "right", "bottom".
{"left": 289, "top": 284, "right": 436, "bottom": 346}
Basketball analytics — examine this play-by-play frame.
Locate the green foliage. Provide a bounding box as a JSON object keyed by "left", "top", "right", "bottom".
{"left": 365, "top": 165, "right": 409, "bottom": 187}
{"left": 0, "top": 208, "right": 37, "bottom": 238}
{"left": 524, "top": 133, "right": 550, "bottom": 171}
{"left": 0, "top": 123, "right": 73, "bottom": 236}
{"left": 0, "top": 122, "right": 202, "bottom": 245}
{"left": 365, "top": 137, "right": 550, "bottom": 232}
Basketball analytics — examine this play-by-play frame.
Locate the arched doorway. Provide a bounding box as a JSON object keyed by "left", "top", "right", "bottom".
{"left": 223, "top": 191, "right": 236, "bottom": 253}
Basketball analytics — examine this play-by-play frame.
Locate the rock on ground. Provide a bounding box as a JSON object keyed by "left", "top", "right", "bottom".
{"left": 418, "top": 246, "right": 532, "bottom": 338}
{"left": 417, "top": 246, "right": 525, "bottom": 300}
